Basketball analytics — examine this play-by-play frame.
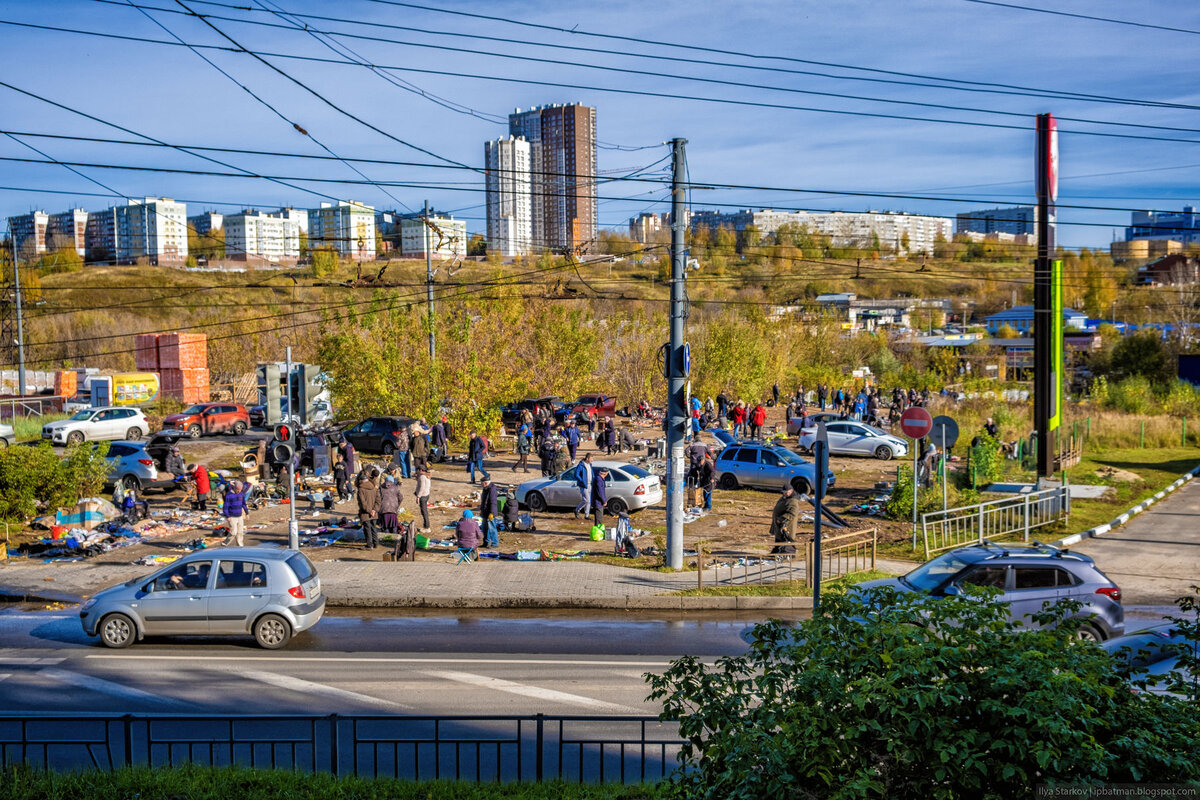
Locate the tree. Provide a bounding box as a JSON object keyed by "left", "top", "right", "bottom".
{"left": 1111, "top": 330, "right": 1171, "bottom": 383}
{"left": 933, "top": 232, "right": 951, "bottom": 260}
{"left": 467, "top": 233, "right": 486, "bottom": 256}
{"left": 310, "top": 247, "right": 339, "bottom": 278}
{"left": 647, "top": 586, "right": 1200, "bottom": 800}
{"left": 37, "top": 247, "right": 83, "bottom": 274}
{"left": 995, "top": 323, "right": 1020, "bottom": 339}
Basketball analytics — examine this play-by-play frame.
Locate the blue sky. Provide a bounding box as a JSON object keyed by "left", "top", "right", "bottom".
{"left": 0, "top": 0, "right": 1196, "bottom": 249}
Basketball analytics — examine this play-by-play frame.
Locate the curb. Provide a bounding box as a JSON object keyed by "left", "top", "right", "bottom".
{"left": 1056, "top": 463, "right": 1200, "bottom": 548}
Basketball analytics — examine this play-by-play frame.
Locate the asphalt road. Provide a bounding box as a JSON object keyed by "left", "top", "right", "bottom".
{"left": 1072, "top": 477, "right": 1200, "bottom": 606}
{"left": 0, "top": 608, "right": 781, "bottom": 715}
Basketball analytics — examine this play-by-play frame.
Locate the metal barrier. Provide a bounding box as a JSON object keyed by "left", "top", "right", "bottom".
{"left": 921, "top": 486, "right": 1070, "bottom": 559}
{"left": 0, "top": 713, "right": 683, "bottom": 784}
{"left": 0, "top": 395, "right": 69, "bottom": 421}
{"left": 699, "top": 528, "right": 877, "bottom": 588}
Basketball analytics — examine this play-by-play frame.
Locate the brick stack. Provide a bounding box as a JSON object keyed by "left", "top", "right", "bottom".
{"left": 134, "top": 332, "right": 210, "bottom": 403}
{"left": 53, "top": 370, "right": 77, "bottom": 398}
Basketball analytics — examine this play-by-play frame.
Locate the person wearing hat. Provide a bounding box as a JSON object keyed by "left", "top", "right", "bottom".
{"left": 769, "top": 485, "right": 803, "bottom": 554}
{"left": 165, "top": 446, "right": 186, "bottom": 479}
{"left": 591, "top": 467, "right": 610, "bottom": 530}
{"left": 414, "top": 466, "right": 432, "bottom": 532}
{"left": 223, "top": 479, "right": 250, "bottom": 547}
{"left": 188, "top": 463, "right": 211, "bottom": 511}
{"left": 479, "top": 476, "right": 500, "bottom": 548}
{"left": 357, "top": 468, "right": 382, "bottom": 549}
{"left": 455, "top": 509, "right": 482, "bottom": 555}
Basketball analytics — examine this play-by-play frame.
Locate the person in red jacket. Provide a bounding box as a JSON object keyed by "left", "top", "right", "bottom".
{"left": 731, "top": 402, "right": 747, "bottom": 437}
{"left": 749, "top": 404, "right": 767, "bottom": 439}
{"left": 188, "top": 463, "right": 211, "bottom": 511}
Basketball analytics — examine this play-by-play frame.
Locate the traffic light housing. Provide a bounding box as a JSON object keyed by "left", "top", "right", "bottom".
{"left": 270, "top": 422, "right": 297, "bottom": 466}
{"left": 257, "top": 363, "right": 282, "bottom": 425}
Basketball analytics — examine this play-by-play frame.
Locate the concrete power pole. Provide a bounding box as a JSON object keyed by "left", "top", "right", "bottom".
{"left": 665, "top": 138, "right": 688, "bottom": 571}
{"left": 425, "top": 200, "right": 436, "bottom": 363}
{"left": 8, "top": 228, "right": 26, "bottom": 397}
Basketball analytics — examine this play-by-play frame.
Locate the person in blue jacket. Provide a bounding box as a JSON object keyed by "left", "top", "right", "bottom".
{"left": 591, "top": 468, "right": 610, "bottom": 530}
{"left": 574, "top": 453, "right": 594, "bottom": 520}
{"left": 562, "top": 419, "right": 580, "bottom": 461}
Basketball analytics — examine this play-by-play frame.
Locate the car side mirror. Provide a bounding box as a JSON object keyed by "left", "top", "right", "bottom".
{"left": 942, "top": 584, "right": 962, "bottom": 597}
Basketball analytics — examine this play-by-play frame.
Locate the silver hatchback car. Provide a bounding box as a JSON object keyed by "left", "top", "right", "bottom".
{"left": 80, "top": 547, "right": 325, "bottom": 649}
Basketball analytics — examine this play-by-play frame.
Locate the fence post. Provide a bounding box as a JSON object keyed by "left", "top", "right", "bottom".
{"left": 977, "top": 501, "right": 985, "bottom": 544}
{"left": 1023, "top": 493, "right": 1031, "bottom": 542}
{"left": 535, "top": 713, "right": 544, "bottom": 782}
{"left": 1141, "top": 420, "right": 1145, "bottom": 448}
{"left": 696, "top": 542, "right": 703, "bottom": 590}
{"left": 1086, "top": 416, "right": 1091, "bottom": 441}
{"left": 870, "top": 527, "right": 877, "bottom": 570}
{"left": 329, "top": 713, "right": 339, "bottom": 775}
{"left": 123, "top": 714, "right": 133, "bottom": 767}
{"left": 1183, "top": 418, "right": 1188, "bottom": 447}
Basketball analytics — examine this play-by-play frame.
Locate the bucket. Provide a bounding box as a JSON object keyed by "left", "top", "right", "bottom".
{"left": 50, "top": 525, "right": 67, "bottom": 540}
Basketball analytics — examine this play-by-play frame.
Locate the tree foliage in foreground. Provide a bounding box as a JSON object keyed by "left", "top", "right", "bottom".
{"left": 647, "top": 587, "right": 1200, "bottom": 800}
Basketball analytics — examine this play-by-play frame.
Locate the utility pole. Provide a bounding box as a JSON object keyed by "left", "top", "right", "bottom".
{"left": 665, "top": 138, "right": 688, "bottom": 571}
{"left": 8, "top": 228, "right": 26, "bottom": 397}
{"left": 285, "top": 345, "right": 298, "bottom": 550}
{"left": 425, "top": 200, "right": 436, "bottom": 363}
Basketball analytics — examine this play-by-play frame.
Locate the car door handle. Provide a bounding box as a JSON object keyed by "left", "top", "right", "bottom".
{"left": 189, "top": 596, "right": 203, "bottom": 601}
{"left": 249, "top": 594, "right": 264, "bottom": 599}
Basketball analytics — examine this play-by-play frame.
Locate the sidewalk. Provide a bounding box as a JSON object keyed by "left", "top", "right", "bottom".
{"left": 0, "top": 555, "right": 920, "bottom": 611}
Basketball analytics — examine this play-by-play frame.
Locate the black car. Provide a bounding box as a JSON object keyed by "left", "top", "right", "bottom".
{"left": 143, "top": 429, "right": 187, "bottom": 472}
{"left": 501, "top": 396, "right": 563, "bottom": 428}
{"left": 341, "top": 416, "right": 416, "bottom": 455}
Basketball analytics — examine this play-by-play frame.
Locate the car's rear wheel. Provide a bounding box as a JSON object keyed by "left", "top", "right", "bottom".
{"left": 718, "top": 473, "right": 738, "bottom": 490}
{"left": 791, "top": 477, "right": 813, "bottom": 495}
{"left": 66, "top": 431, "right": 84, "bottom": 446}
{"left": 120, "top": 475, "right": 141, "bottom": 493}
{"left": 187, "top": 424, "right": 202, "bottom": 439}
{"left": 527, "top": 491, "right": 547, "bottom": 513}
{"left": 125, "top": 427, "right": 141, "bottom": 441}
{"left": 1074, "top": 623, "right": 1104, "bottom": 643}
{"left": 381, "top": 442, "right": 395, "bottom": 457}
{"left": 99, "top": 613, "right": 136, "bottom": 649}
{"left": 231, "top": 421, "right": 247, "bottom": 436}
{"left": 874, "top": 445, "right": 894, "bottom": 461}
{"left": 254, "top": 614, "right": 292, "bottom": 649}
{"left": 606, "top": 497, "right": 628, "bottom": 515}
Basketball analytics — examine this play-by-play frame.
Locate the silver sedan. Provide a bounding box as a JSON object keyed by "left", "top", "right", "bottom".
{"left": 516, "top": 461, "right": 663, "bottom": 515}
{"left": 798, "top": 421, "right": 909, "bottom": 460}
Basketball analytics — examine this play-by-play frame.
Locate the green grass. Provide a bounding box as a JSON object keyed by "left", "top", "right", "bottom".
{"left": 674, "top": 568, "right": 896, "bottom": 597}
{"left": 9, "top": 413, "right": 69, "bottom": 442}
{"left": 1057, "top": 446, "right": 1200, "bottom": 535}
{"left": 0, "top": 765, "right": 666, "bottom": 800}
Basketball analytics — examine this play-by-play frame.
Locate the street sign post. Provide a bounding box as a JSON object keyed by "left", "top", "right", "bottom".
{"left": 931, "top": 415, "right": 959, "bottom": 511}
{"left": 900, "top": 407, "right": 933, "bottom": 548}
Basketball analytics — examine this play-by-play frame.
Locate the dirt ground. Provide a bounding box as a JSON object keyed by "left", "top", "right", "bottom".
{"left": 6, "top": 406, "right": 917, "bottom": 570}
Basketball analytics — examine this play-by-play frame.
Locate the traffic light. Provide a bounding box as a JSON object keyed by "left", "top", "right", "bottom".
{"left": 257, "top": 363, "right": 282, "bottom": 425}
{"left": 270, "top": 422, "right": 298, "bottom": 467}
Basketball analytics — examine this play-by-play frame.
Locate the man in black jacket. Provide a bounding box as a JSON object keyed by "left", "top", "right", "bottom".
{"left": 479, "top": 476, "right": 500, "bottom": 547}
{"left": 467, "top": 431, "right": 490, "bottom": 484}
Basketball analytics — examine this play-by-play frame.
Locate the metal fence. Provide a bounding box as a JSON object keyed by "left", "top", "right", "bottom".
{"left": 699, "top": 528, "right": 877, "bottom": 588}
{"left": 0, "top": 713, "right": 684, "bottom": 784}
{"left": 0, "top": 394, "right": 68, "bottom": 421}
{"left": 921, "top": 486, "right": 1070, "bottom": 559}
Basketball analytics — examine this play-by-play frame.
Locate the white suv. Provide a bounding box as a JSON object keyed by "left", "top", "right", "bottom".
{"left": 42, "top": 407, "right": 150, "bottom": 445}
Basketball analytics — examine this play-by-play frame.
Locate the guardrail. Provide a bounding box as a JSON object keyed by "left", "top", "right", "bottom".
{"left": 921, "top": 486, "right": 1070, "bottom": 559}
{"left": 0, "top": 713, "right": 683, "bottom": 784}
{"left": 807, "top": 528, "right": 877, "bottom": 583}
{"left": 0, "top": 395, "right": 69, "bottom": 421}
{"left": 697, "top": 528, "right": 877, "bottom": 588}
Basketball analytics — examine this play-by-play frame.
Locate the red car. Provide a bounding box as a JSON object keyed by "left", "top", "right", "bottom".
{"left": 163, "top": 403, "right": 251, "bottom": 438}
{"left": 569, "top": 393, "right": 617, "bottom": 419}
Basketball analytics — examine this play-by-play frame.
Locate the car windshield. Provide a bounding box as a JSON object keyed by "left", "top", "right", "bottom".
{"left": 902, "top": 553, "right": 974, "bottom": 591}
{"left": 775, "top": 449, "right": 805, "bottom": 465}
{"left": 181, "top": 404, "right": 207, "bottom": 415}
{"left": 70, "top": 410, "right": 94, "bottom": 421}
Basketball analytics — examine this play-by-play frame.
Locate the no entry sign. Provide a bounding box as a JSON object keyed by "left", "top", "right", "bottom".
{"left": 899, "top": 407, "right": 933, "bottom": 439}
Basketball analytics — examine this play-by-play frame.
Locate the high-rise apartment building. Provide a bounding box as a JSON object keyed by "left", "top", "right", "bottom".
{"left": 1126, "top": 206, "right": 1200, "bottom": 246}
{"left": 308, "top": 200, "right": 375, "bottom": 261}
{"left": 399, "top": 213, "right": 467, "bottom": 259}
{"left": 112, "top": 197, "right": 189, "bottom": 264}
{"left": 484, "top": 136, "right": 534, "bottom": 257}
{"left": 187, "top": 211, "right": 223, "bottom": 236}
{"left": 508, "top": 104, "right": 596, "bottom": 253}
{"left": 7, "top": 211, "right": 49, "bottom": 258}
{"left": 273, "top": 207, "right": 308, "bottom": 235}
{"left": 956, "top": 206, "right": 1038, "bottom": 237}
{"left": 689, "top": 208, "right": 953, "bottom": 256}
{"left": 629, "top": 212, "right": 663, "bottom": 243}
{"left": 224, "top": 210, "right": 301, "bottom": 265}
{"left": 47, "top": 209, "right": 89, "bottom": 257}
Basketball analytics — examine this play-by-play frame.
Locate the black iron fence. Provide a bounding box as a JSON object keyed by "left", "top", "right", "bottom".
{"left": 0, "top": 713, "right": 684, "bottom": 784}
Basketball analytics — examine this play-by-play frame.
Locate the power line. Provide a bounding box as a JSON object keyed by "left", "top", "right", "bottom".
{"left": 6, "top": 19, "right": 1200, "bottom": 147}
{"left": 87, "top": 0, "right": 1200, "bottom": 136}
{"left": 962, "top": 0, "right": 1200, "bottom": 36}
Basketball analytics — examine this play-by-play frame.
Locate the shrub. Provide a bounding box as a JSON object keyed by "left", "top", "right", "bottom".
{"left": 647, "top": 587, "right": 1200, "bottom": 800}
{"left": 884, "top": 464, "right": 941, "bottom": 520}
{"left": 0, "top": 441, "right": 110, "bottom": 521}
{"left": 1106, "top": 376, "right": 1156, "bottom": 415}
{"left": 967, "top": 433, "right": 1003, "bottom": 486}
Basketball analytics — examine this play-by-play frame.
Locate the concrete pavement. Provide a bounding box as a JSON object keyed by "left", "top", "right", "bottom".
{"left": 1070, "top": 477, "right": 1200, "bottom": 606}
{"left": 0, "top": 554, "right": 919, "bottom": 610}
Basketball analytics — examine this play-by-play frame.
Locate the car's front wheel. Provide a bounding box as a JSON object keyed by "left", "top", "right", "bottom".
{"left": 66, "top": 431, "right": 84, "bottom": 446}
{"left": 254, "top": 614, "right": 292, "bottom": 649}
{"left": 99, "top": 613, "right": 136, "bottom": 649}
{"left": 187, "top": 424, "right": 202, "bottom": 439}
{"left": 527, "top": 491, "right": 547, "bottom": 513}
{"left": 874, "top": 445, "right": 894, "bottom": 461}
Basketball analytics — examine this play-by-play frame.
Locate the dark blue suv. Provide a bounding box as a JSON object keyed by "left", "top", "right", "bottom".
{"left": 859, "top": 542, "right": 1124, "bottom": 641}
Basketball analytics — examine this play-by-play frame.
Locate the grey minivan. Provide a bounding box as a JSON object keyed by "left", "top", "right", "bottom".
{"left": 80, "top": 547, "right": 324, "bottom": 649}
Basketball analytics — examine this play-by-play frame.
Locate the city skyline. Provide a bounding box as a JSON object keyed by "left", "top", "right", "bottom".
{"left": 0, "top": 1, "right": 1196, "bottom": 250}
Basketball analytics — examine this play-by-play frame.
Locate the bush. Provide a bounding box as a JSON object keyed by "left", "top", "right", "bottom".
{"left": 0, "top": 441, "right": 111, "bottom": 521}
{"left": 647, "top": 587, "right": 1200, "bottom": 800}
{"left": 1106, "top": 376, "right": 1157, "bottom": 415}
{"left": 967, "top": 433, "right": 1003, "bottom": 486}
{"left": 884, "top": 464, "right": 941, "bottom": 521}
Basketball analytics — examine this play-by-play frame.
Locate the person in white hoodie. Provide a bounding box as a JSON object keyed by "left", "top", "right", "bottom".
{"left": 414, "top": 466, "right": 432, "bottom": 532}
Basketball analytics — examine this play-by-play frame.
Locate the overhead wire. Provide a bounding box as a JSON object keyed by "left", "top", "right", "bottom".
{"left": 961, "top": 0, "right": 1200, "bottom": 37}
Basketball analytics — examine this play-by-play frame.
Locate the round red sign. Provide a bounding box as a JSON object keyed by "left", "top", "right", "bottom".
{"left": 899, "top": 407, "right": 933, "bottom": 439}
